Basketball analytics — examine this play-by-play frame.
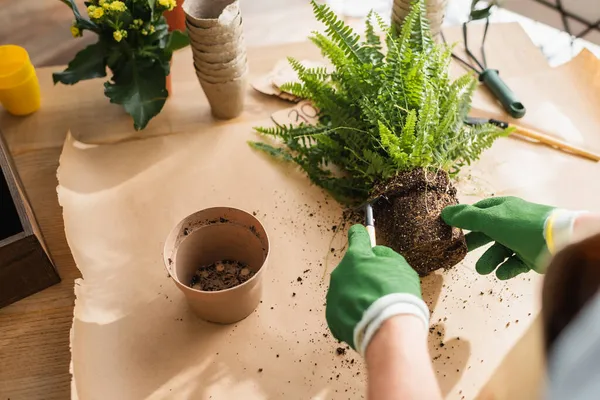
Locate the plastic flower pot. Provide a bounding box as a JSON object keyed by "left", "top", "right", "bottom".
{"left": 163, "top": 207, "right": 269, "bottom": 324}
{"left": 165, "top": 0, "right": 186, "bottom": 31}
{"left": 0, "top": 45, "right": 41, "bottom": 116}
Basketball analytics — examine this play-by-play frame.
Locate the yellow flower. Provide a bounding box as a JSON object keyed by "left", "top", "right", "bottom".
{"left": 98, "top": 0, "right": 106, "bottom": 5}
{"left": 70, "top": 24, "right": 81, "bottom": 38}
{"left": 148, "top": 25, "right": 156, "bottom": 34}
{"left": 109, "top": 1, "right": 127, "bottom": 12}
{"left": 102, "top": 2, "right": 110, "bottom": 9}
{"left": 141, "top": 29, "right": 148, "bottom": 35}
{"left": 113, "top": 29, "right": 127, "bottom": 42}
{"left": 133, "top": 19, "right": 143, "bottom": 26}
{"left": 91, "top": 7, "right": 104, "bottom": 19}
{"left": 87, "top": 5, "right": 97, "bottom": 15}
{"left": 158, "top": 0, "right": 176, "bottom": 11}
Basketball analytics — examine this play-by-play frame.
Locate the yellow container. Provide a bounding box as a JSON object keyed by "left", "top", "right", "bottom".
{"left": 0, "top": 45, "right": 41, "bottom": 116}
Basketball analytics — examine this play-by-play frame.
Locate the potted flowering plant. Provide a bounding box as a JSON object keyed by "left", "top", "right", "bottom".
{"left": 54, "top": 0, "right": 190, "bottom": 130}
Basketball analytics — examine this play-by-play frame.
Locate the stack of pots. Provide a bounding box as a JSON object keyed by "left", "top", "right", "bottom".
{"left": 392, "top": 0, "right": 448, "bottom": 37}
{"left": 183, "top": 0, "right": 247, "bottom": 119}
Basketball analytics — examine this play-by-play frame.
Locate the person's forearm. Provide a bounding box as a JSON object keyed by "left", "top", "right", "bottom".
{"left": 365, "top": 315, "right": 441, "bottom": 400}
{"left": 572, "top": 212, "right": 600, "bottom": 244}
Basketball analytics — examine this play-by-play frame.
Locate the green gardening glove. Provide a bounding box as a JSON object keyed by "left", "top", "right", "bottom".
{"left": 326, "top": 225, "right": 430, "bottom": 356}
{"left": 441, "top": 196, "right": 555, "bottom": 280}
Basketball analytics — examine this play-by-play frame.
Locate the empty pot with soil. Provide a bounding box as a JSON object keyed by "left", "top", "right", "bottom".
{"left": 372, "top": 169, "right": 467, "bottom": 276}
{"left": 163, "top": 207, "right": 269, "bottom": 324}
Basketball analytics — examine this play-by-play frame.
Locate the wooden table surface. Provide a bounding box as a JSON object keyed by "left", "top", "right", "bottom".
{"left": 0, "top": 2, "right": 327, "bottom": 397}
{"left": 0, "top": 9, "right": 550, "bottom": 399}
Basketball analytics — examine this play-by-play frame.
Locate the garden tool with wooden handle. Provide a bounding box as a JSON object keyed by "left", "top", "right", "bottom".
{"left": 465, "top": 117, "right": 600, "bottom": 162}
{"left": 364, "top": 203, "right": 377, "bottom": 248}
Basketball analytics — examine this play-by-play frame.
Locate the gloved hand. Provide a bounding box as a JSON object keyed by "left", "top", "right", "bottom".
{"left": 442, "top": 196, "right": 560, "bottom": 280}
{"left": 326, "top": 225, "right": 429, "bottom": 356}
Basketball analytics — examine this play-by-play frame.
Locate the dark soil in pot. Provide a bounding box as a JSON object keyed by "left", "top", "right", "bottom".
{"left": 371, "top": 168, "right": 467, "bottom": 275}
{"left": 190, "top": 260, "right": 255, "bottom": 291}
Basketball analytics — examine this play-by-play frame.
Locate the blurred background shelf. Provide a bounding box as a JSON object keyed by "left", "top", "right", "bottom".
{"left": 2, "top": 0, "right": 599, "bottom": 68}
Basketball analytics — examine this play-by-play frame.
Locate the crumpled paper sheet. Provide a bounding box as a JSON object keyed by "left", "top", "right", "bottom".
{"left": 59, "top": 46, "right": 600, "bottom": 400}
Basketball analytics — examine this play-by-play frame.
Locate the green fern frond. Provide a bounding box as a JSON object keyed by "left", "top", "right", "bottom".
{"left": 379, "top": 121, "right": 409, "bottom": 169}
{"left": 364, "top": 12, "right": 382, "bottom": 49}
{"left": 408, "top": 0, "right": 434, "bottom": 54}
{"left": 400, "top": 109, "right": 418, "bottom": 153}
{"left": 279, "top": 82, "right": 312, "bottom": 99}
{"left": 287, "top": 57, "right": 307, "bottom": 74}
{"left": 309, "top": 32, "right": 350, "bottom": 69}
{"left": 311, "top": 1, "right": 366, "bottom": 63}
{"left": 251, "top": 0, "right": 506, "bottom": 205}
{"left": 249, "top": 141, "right": 293, "bottom": 161}
{"left": 373, "top": 12, "right": 389, "bottom": 32}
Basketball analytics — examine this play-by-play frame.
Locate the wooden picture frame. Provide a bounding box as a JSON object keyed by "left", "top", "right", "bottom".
{"left": 0, "top": 131, "right": 59, "bottom": 308}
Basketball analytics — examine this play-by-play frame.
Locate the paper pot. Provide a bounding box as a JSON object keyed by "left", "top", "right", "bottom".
{"left": 195, "top": 66, "right": 247, "bottom": 85}
{"left": 183, "top": 0, "right": 240, "bottom": 29}
{"left": 193, "top": 57, "right": 247, "bottom": 79}
{"left": 185, "top": 12, "right": 242, "bottom": 38}
{"left": 186, "top": 22, "right": 243, "bottom": 45}
{"left": 195, "top": 65, "right": 247, "bottom": 80}
{"left": 189, "top": 34, "right": 245, "bottom": 53}
{"left": 163, "top": 207, "right": 269, "bottom": 324}
{"left": 193, "top": 51, "right": 247, "bottom": 71}
{"left": 198, "top": 74, "right": 247, "bottom": 119}
{"left": 191, "top": 47, "right": 241, "bottom": 64}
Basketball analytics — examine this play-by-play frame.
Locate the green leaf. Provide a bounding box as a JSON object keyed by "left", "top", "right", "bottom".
{"left": 60, "top": 0, "right": 99, "bottom": 33}
{"left": 248, "top": 142, "right": 293, "bottom": 161}
{"left": 104, "top": 60, "right": 167, "bottom": 130}
{"left": 310, "top": 0, "right": 366, "bottom": 63}
{"left": 60, "top": 0, "right": 82, "bottom": 17}
{"left": 166, "top": 30, "right": 190, "bottom": 52}
{"left": 470, "top": 6, "right": 493, "bottom": 20}
{"left": 150, "top": 17, "right": 170, "bottom": 47}
{"left": 470, "top": 0, "right": 498, "bottom": 21}
{"left": 378, "top": 121, "right": 408, "bottom": 168}
{"left": 53, "top": 42, "right": 107, "bottom": 85}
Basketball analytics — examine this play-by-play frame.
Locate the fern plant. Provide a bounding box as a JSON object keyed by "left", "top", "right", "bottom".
{"left": 250, "top": 0, "right": 508, "bottom": 205}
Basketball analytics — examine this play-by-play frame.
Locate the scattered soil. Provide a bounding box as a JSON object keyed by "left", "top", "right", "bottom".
{"left": 190, "top": 260, "right": 255, "bottom": 291}
{"left": 336, "top": 347, "right": 346, "bottom": 355}
{"left": 371, "top": 168, "right": 467, "bottom": 275}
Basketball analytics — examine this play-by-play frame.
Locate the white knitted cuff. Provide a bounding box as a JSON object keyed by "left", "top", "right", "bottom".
{"left": 544, "top": 209, "right": 588, "bottom": 254}
{"left": 353, "top": 293, "right": 430, "bottom": 357}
